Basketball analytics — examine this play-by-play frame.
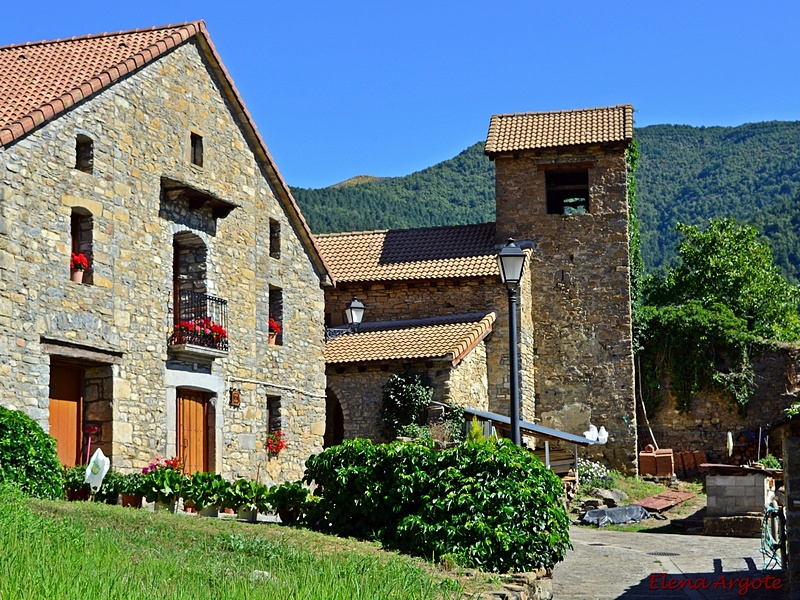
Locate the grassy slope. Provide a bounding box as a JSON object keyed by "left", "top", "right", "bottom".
{"left": 0, "top": 485, "right": 488, "bottom": 600}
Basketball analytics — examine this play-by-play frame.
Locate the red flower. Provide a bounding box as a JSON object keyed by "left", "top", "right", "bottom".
{"left": 268, "top": 318, "right": 281, "bottom": 334}
{"left": 70, "top": 253, "right": 89, "bottom": 270}
{"left": 265, "top": 430, "right": 288, "bottom": 456}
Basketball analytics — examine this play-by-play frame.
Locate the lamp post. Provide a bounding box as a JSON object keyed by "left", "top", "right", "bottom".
{"left": 497, "top": 239, "right": 527, "bottom": 445}
{"left": 344, "top": 296, "right": 365, "bottom": 331}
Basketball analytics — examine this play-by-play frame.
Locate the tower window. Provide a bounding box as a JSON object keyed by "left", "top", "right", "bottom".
{"left": 269, "top": 286, "right": 283, "bottom": 346}
{"left": 546, "top": 169, "right": 589, "bottom": 215}
{"left": 75, "top": 135, "right": 93, "bottom": 174}
{"left": 190, "top": 133, "right": 203, "bottom": 167}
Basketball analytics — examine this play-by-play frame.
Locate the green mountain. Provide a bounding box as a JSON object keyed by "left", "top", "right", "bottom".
{"left": 291, "top": 121, "right": 800, "bottom": 283}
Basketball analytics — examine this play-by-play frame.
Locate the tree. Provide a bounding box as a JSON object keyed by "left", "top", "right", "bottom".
{"left": 640, "top": 218, "right": 800, "bottom": 413}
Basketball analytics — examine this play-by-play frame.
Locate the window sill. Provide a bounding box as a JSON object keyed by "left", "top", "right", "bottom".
{"left": 168, "top": 343, "right": 228, "bottom": 363}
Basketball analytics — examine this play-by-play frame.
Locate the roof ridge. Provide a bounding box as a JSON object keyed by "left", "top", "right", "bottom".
{"left": 490, "top": 104, "right": 633, "bottom": 119}
{"left": 316, "top": 221, "right": 496, "bottom": 239}
{"left": 0, "top": 21, "right": 205, "bottom": 51}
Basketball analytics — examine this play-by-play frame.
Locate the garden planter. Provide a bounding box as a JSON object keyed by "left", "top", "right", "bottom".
{"left": 67, "top": 488, "right": 90, "bottom": 501}
{"left": 121, "top": 493, "right": 143, "bottom": 508}
{"left": 237, "top": 507, "right": 258, "bottom": 523}
{"left": 278, "top": 507, "right": 299, "bottom": 524}
{"left": 70, "top": 269, "right": 84, "bottom": 283}
{"left": 154, "top": 499, "right": 177, "bottom": 513}
{"left": 198, "top": 506, "right": 219, "bottom": 518}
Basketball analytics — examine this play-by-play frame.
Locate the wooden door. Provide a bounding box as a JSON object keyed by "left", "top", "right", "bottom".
{"left": 49, "top": 365, "right": 83, "bottom": 467}
{"left": 177, "top": 389, "right": 208, "bottom": 474}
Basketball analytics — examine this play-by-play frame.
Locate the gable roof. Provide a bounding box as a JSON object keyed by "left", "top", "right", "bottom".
{"left": 484, "top": 104, "right": 633, "bottom": 156}
{"left": 0, "top": 21, "right": 333, "bottom": 285}
{"left": 316, "top": 222, "right": 499, "bottom": 283}
{"left": 325, "top": 312, "right": 495, "bottom": 365}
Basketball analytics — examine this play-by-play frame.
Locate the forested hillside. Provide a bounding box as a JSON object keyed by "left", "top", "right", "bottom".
{"left": 291, "top": 121, "right": 800, "bottom": 282}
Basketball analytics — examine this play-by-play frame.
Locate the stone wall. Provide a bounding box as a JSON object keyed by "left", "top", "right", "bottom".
{"left": 327, "top": 274, "right": 535, "bottom": 426}
{"left": 0, "top": 40, "right": 326, "bottom": 483}
{"left": 326, "top": 342, "right": 490, "bottom": 441}
{"left": 706, "top": 474, "right": 772, "bottom": 516}
{"left": 646, "top": 344, "right": 800, "bottom": 463}
{"left": 492, "top": 144, "right": 637, "bottom": 472}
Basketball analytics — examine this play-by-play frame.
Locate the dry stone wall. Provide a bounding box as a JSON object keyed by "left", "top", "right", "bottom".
{"left": 0, "top": 40, "right": 326, "bottom": 483}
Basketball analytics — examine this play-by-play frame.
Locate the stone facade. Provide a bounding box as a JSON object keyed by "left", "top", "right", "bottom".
{"left": 0, "top": 40, "right": 328, "bottom": 483}
{"left": 647, "top": 344, "right": 800, "bottom": 462}
{"left": 492, "top": 144, "right": 638, "bottom": 472}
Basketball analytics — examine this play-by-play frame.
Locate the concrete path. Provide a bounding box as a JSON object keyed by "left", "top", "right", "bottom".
{"left": 552, "top": 526, "right": 787, "bottom": 599}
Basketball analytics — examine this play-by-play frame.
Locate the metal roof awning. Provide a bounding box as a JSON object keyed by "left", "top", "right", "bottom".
{"left": 462, "top": 407, "right": 598, "bottom": 447}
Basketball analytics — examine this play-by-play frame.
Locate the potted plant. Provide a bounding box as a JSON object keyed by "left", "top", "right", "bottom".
{"left": 64, "top": 464, "right": 90, "bottom": 501}
{"left": 141, "top": 456, "right": 187, "bottom": 512}
{"left": 226, "top": 478, "right": 270, "bottom": 522}
{"left": 93, "top": 468, "right": 120, "bottom": 505}
{"left": 268, "top": 318, "right": 281, "bottom": 345}
{"left": 172, "top": 317, "right": 227, "bottom": 350}
{"left": 70, "top": 252, "right": 88, "bottom": 283}
{"left": 268, "top": 481, "right": 309, "bottom": 525}
{"left": 118, "top": 471, "right": 145, "bottom": 508}
{"left": 265, "top": 430, "right": 288, "bottom": 458}
{"left": 184, "top": 471, "right": 229, "bottom": 517}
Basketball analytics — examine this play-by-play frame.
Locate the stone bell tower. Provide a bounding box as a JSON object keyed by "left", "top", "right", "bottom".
{"left": 485, "top": 105, "right": 638, "bottom": 472}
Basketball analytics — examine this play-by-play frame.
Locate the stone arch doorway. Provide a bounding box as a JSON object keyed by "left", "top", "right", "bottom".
{"left": 324, "top": 389, "right": 344, "bottom": 448}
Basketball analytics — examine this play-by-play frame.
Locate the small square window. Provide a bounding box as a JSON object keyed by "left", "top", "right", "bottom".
{"left": 190, "top": 133, "right": 203, "bottom": 167}
{"left": 269, "top": 219, "right": 281, "bottom": 259}
{"left": 546, "top": 169, "right": 589, "bottom": 215}
{"left": 75, "top": 135, "right": 93, "bottom": 174}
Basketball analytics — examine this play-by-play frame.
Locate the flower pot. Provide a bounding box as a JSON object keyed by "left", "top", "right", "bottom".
{"left": 268, "top": 331, "right": 278, "bottom": 346}
{"left": 121, "top": 493, "right": 143, "bottom": 508}
{"left": 278, "top": 507, "right": 299, "bottom": 524}
{"left": 154, "top": 499, "right": 177, "bottom": 513}
{"left": 237, "top": 507, "right": 258, "bottom": 523}
{"left": 70, "top": 269, "right": 84, "bottom": 283}
{"left": 67, "top": 488, "right": 90, "bottom": 502}
{"left": 223, "top": 507, "right": 235, "bottom": 514}
{"left": 198, "top": 506, "right": 219, "bottom": 518}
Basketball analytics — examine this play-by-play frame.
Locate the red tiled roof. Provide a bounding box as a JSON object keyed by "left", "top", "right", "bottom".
{"left": 316, "top": 222, "right": 499, "bottom": 283}
{"left": 484, "top": 105, "right": 633, "bottom": 155}
{"left": 0, "top": 22, "right": 333, "bottom": 285}
{"left": 325, "top": 312, "right": 495, "bottom": 365}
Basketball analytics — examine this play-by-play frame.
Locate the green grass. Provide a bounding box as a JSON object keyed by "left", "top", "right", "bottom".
{"left": 0, "top": 484, "right": 473, "bottom": 600}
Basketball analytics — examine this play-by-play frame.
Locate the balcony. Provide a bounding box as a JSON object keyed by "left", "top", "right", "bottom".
{"left": 168, "top": 291, "right": 229, "bottom": 363}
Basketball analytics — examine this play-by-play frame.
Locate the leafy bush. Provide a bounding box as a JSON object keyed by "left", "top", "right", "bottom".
{"left": 0, "top": 405, "right": 64, "bottom": 499}
{"left": 117, "top": 471, "right": 145, "bottom": 495}
{"left": 577, "top": 458, "right": 617, "bottom": 492}
{"left": 381, "top": 374, "right": 433, "bottom": 438}
{"left": 304, "top": 438, "right": 570, "bottom": 573}
{"left": 64, "top": 465, "right": 90, "bottom": 493}
{"left": 183, "top": 471, "right": 229, "bottom": 509}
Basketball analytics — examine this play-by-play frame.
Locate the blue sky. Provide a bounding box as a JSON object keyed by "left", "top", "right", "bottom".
{"left": 3, "top": 1, "right": 799, "bottom": 188}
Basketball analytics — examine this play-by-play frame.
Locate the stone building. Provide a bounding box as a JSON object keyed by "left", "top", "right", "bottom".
{"left": 0, "top": 22, "right": 332, "bottom": 482}
{"left": 320, "top": 105, "right": 638, "bottom": 471}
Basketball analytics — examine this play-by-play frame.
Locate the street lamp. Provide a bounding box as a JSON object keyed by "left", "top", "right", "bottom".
{"left": 344, "top": 296, "right": 365, "bottom": 331}
{"left": 497, "top": 239, "right": 527, "bottom": 445}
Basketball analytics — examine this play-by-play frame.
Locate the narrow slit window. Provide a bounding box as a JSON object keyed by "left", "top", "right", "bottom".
{"left": 268, "top": 286, "right": 283, "bottom": 346}
{"left": 269, "top": 219, "right": 280, "bottom": 259}
{"left": 546, "top": 169, "right": 589, "bottom": 215}
{"left": 190, "top": 133, "right": 203, "bottom": 167}
{"left": 267, "top": 396, "right": 281, "bottom": 434}
{"left": 69, "top": 208, "right": 93, "bottom": 284}
{"left": 75, "top": 135, "right": 93, "bottom": 174}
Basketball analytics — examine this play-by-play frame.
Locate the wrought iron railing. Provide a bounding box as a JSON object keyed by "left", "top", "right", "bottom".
{"left": 170, "top": 290, "right": 229, "bottom": 352}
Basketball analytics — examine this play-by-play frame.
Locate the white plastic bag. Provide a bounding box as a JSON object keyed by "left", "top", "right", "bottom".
{"left": 84, "top": 448, "right": 110, "bottom": 492}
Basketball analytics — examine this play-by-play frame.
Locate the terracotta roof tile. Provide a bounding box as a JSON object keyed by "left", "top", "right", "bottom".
{"left": 316, "top": 222, "right": 499, "bottom": 283}
{"left": 0, "top": 23, "right": 203, "bottom": 146}
{"left": 484, "top": 105, "right": 633, "bottom": 155}
{"left": 325, "top": 312, "right": 495, "bottom": 365}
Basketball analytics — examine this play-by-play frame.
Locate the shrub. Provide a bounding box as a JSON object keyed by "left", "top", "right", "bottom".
{"left": 0, "top": 405, "right": 64, "bottom": 499}
{"left": 577, "top": 458, "right": 617, "bottom": 492}
{"left": 304, "top": 438, "right": 570, "bottom": 573}
{"left": 381, "top": 374, "right": 433, "bottom": 438}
